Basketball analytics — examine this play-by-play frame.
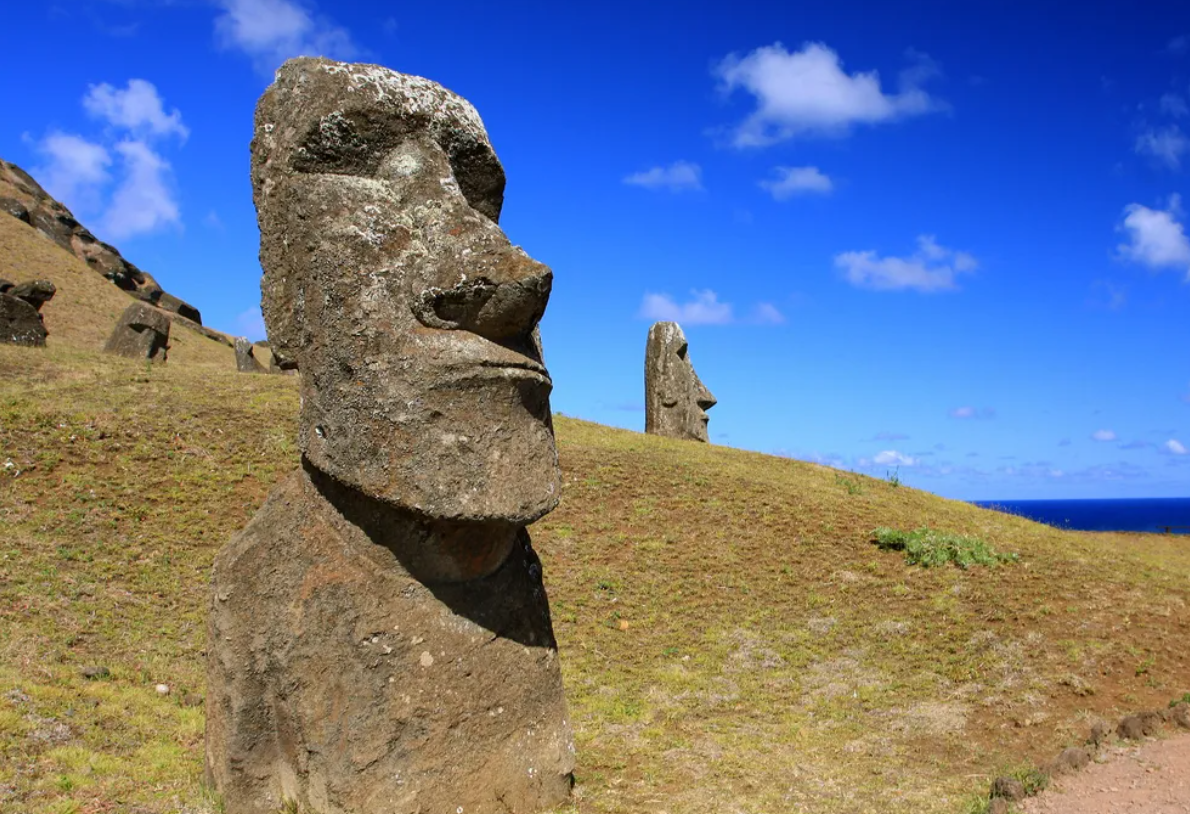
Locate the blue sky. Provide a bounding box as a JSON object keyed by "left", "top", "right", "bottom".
{"left": 4, "top": 0, "right": 1190, "bottom": 500}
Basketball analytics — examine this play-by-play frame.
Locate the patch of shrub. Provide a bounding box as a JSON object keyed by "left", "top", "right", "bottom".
{"left": 872, "top": 527, "right": 1019, "bottom": 569}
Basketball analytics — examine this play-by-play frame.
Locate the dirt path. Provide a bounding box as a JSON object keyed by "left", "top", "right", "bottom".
{"left": 1019, "top": 733, "right": 1190, "bottom": 814}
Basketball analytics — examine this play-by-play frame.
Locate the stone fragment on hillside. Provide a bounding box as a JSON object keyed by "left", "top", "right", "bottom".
{"left": 1116, "top": 711, "right": 1163, "bottom": 740}
{"left": 0, "top": 293, "right": 48, "bottom": 347}
{"left": 0, "top": 159, "right": 203, "bottom": 324}
{"left": 233, "top": 337, "right": 266, "bottom": 373}
{"left": 9, "top": 280, "right": 56, "bottom": 311}
{"left": 987, "top": 799, "right": 1010, "bottom": 814}
{"left": 1171, "top": 702, "right": 1190, "bottom": 729}
{"left": 206, "top": 57, "right": 572, "bottom": 814}
{"left": 645, "top": 320, "right": 717, "bottom": 442}
{"left": 104, "top": 303, "right": 170, "bottom": 362}
{"left": 1046, "top": 746, "right": 1090, "bottom": 776}
{"left": 990, "top": 776, "right": 1026, "bottom": 801}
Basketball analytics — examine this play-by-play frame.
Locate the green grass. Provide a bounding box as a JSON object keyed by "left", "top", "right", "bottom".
{"left": 1, "top": 341, "right": 1189, "bottom": 813}
{"left": 872, "top": 527, "right": 1020, "bottom": 569}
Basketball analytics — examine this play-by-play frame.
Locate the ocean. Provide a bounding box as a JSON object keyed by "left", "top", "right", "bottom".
{"left": 971, "top": 497, "right": 1190, "bottom": 534}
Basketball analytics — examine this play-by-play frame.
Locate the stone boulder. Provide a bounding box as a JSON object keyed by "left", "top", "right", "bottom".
{"left": 645, "top": 321, "right": 717, "bottom": 442}
{"left": 206, "top": 57, "right": 572, "bottom": 814}
{"left": 104, "top": 303, "right": 170, "bottom": 362}
{"left": 0, "top": 293, "right": 47, "bottom": 347}
{"left": 9, "top": 279, "right": 56, "bottom": 311}
{"left": 0, "top": 159, "right": 202, "bottom": 323}
{"left": 234, "top": 337, "right": 266, "bottom": 373}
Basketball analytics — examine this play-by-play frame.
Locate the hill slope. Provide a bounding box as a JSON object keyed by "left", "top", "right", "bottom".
{"left": 0, "top": 214, "right": 238, "bottom": 367}
{"left": 0, "top": 342, "right": 1186, "bottom": 813}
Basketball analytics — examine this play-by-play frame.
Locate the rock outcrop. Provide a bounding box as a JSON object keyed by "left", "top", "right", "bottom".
{"left": 104, "top": 303, "right": 170, "bottom": 362}
{"left": 206, "top": 58, "right": 572, "bottom": 814}
{"left": 0, "top": 159, "right": 201, "bottom": 323}
{"left": 645, "top": 321, "right": 717, "bottom": 442}
{"left": 0, "top": 277, "right": 55, "bottom": 347}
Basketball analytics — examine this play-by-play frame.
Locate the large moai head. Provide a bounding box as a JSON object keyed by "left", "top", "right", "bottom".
{"left": 252, "top": 58, "right": 560, "bottom": 525}
{"left": 645, "top": 321, "right": 716, "bottom": 442}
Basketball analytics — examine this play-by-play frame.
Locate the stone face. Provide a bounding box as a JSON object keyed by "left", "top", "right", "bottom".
{"left": 104, "top": 303, "right": 170, "bottom": 362}
{"left": 206, "top": 57, "right": 571, "bottom": 814}
{"left": 233, "top": 337, "right": 266, "bottom": 373}
{"left": 9, "top": 280, "right": 56, "bottom": 311}
{"left": 251, "top": 56, "right": 557, "bottom": 522}
{"left": 644, "top": 321, "right": 717, "bottom": 442}
{"left": 0, "top": 159, "right": 202, "bottom": 323}
{"left": 0, "top": 293, "right": 48, "bottom": 346}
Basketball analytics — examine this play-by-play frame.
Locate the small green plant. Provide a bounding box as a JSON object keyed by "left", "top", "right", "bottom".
{"left": 835, "top": 472, "right": 865, "bottom": 495}
{"left": 1011, "top": 765, "right": 1049, "bottom": 796}
{"left": 885, "top": 467, "right": 901, "bottom": 487}
{"left": 872, "top": 527, "right": 1019, "bottom": 569}
{"left": 1169, "top": 691, "right": 1190, "bottom": 707}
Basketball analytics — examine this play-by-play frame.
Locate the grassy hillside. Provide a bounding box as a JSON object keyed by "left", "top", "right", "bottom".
{"left": 0, "top": 304, "right": 1187, "bottom": 812}
{"left": 0, "top": 215, "right": 241, "bottom": 368}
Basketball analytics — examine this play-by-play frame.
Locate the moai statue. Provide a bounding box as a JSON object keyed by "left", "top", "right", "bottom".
{"left": 104, "top": 302, "right": 170, "bottom": 362}
{"left": 0, "top": 278, "right": 55, "bottom": 347}
{"left": 233, "top": 337, "right": 266, "bottom": 373}
{"left": 205, "top": 58, "right": 573, "bottom": 814}
{"left": 644, "top": 321, "right": 717, "bottom": 442}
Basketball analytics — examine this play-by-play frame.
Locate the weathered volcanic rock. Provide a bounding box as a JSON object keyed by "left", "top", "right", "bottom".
{"left": 0, "top": 159, "right": 202, "bottom": 323}
{"left": 645, "top": 320, "right": 717, "bottom": 442}
{"left": 0, "top": 293, "right": 48, "bottom": 346}
{"left": 233, "top": 337, "right": 266, "bottom": 373}
{"left": 207, "top": 465, "right": 573, "bottom": 814}
{"left": 104, "top": 303, "right": 170, "bottom": 362}
{"left": 206, "top": 57, "right": 572, "bottom": 814}
{"left": 9, "top": 279, "right": 56, "bottom": 311}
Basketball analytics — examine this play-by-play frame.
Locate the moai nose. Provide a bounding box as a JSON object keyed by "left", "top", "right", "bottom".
{"left": 415, "top": 249, "right": 552, "bottom": 342}
{"left": 695, "top": 375, "right": 717, "bottom": 411}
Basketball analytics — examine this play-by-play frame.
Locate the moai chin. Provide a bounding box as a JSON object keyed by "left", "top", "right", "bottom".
{"left": 644, "top": 321, "right": 717, "bottom": 442}
{"left": 204, "top": 58, "right": 573, "bottom": 814}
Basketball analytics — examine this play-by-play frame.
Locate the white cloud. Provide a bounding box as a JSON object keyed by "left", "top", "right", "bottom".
{"left": 1160, "top": 93, "right": 1189, "bottom": 118}
{"left": 835, "top": 234, "right": 977, "bottom": 292}
{"left": 949, "top": 406, "right": 996, "bottom": 420}
{"left": 639, "top": 289, "right": 733, "bottom": 325}
{"left": 214, "top": 0, "right": 359, "bottom": 74}
{"left": 750, "top": 302, "right": 785, "bottom": 324}
{"left": 236, "top": 306, "right": 267, "bottom": 341}
{"left": 623, "top": 161, "right": 703, "bottom": 192}
{"left": 856, "top": 450, "right": 917, "bottom": 468}
{"left": 1165, "top": 439, "right": 1188, "bottom": 455}
{"left": 1135, "top": 126, "right": 1190, "bottom": 169}
{"left": 83, "top": 79, "right": 189, "bottom": 140}
{"left": 33, "top": 132, "right": 112, "bottom": 214}
{"left": 715, "top": 41, "right": 942, "bottom": 147}
{"left": 102, "top": 141, "right": 180, "bottom": 239}
{"left": 759, "top": 165, "right": 832, "bottom": 199}
{"left": 1091, "top": 429, "right": 1117, "bottom": 442}
{"left": 1117, "top": 197, "right": 1190, "bottom": 276}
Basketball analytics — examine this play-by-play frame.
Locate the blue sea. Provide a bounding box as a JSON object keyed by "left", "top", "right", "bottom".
{"left": 972, "top": 497, "right": 1190, "bottom": 533}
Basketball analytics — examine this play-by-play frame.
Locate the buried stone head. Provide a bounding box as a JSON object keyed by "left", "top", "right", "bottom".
{"left": 205, "top": 58, "right": 573, "bottom": 814}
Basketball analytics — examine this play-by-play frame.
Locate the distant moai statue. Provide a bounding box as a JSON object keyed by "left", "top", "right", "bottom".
{"left": 204, "top": 58, "right": 573, "bottom": 814}
{"left": 644, "top": 321, "right": 717, "bottom": 442}
{"left": 104, "top": 303, "right": 170, "bottom": 362}
{"left": 233, "top": 337, "right": 266, "bottom": 373}
{"left": 0, "top": 278, "right": 55, "bottom": 347}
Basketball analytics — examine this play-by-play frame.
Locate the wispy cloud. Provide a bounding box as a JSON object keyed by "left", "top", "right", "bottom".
{"left": 213, "top": 0, "right": 359, "bottom": 75}
{"left": 1135, "top": 125, "right": 1190, "bottom": 169}
{"left": 749, "top": 302, "right": 785, "bottom": 324}
{"left": 759, "top": 165, "right": 832, "bottom": 199}
{"left": 83, "top": 79, "right": 189, "bottom": 140}
{"left": 1165, "top": 439, "right": 1188, "bottom": 455}
{"left": 1058, "top": 437, "right": 1072, "bottom": 447}
{"left": 1160, "top": 93, "right": 1189, "bottom": 118}
{"left": 1119, "top": 439, "right": 1151, "bottom": 450}
{"left": 1117, "top": 196, "right": 1190, "bottom": 278}
{"left": 1091, "top": 429, "right": 1117, "bottom": 442}
{"left": 835, "top": 234, "right": 977, "bottom": 292}
{"left": 869, "top": 431, "right": 909, "bottom": 441}
{"left": 714, "top": 42, "right": 943, "bottom": 147}
{"left": 640, "top": 290, "right": 732, "bottom": 325}
{"left": 33, "top": 78, "right": 185, "bottom": 239}
{"left": 949, "top": 406, "right": 996, "bottom": 420}
{"left": 235, "top": 306, "right": 267, "bottom": 341}
{"left": 858, "top": 450, "right": 917, "bottom": 468}
{"left": 1167, "top": 35, "right": 1190, "bottom": 55}
{"left": 623, "top": 161, "right": 703, "bottom": 192}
